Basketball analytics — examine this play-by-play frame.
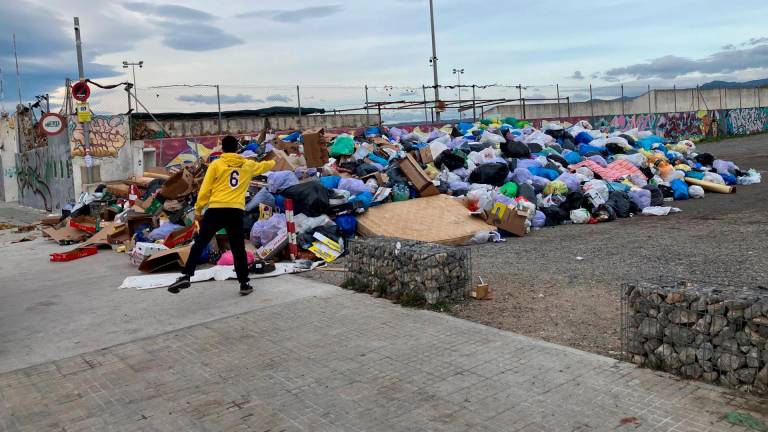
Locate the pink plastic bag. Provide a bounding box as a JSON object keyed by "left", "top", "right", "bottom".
{"left": 217, "top": 250, "right": 256, "bottom": 266}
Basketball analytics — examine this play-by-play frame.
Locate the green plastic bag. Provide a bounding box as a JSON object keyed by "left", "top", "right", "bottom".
{"left": 499, "top": 182, "right": 519, "bottom": 198}
{"left": 329, "top": 135, "right": 355, "bottom": 158}
{"left": 392, "top": 183, "right": 410, "bottom": 202}
{"left": 543, "top": 180, "right": 568, "bottom": 196}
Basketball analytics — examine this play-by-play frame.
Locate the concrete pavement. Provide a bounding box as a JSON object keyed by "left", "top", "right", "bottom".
{"left": 0, "top": 205, "right": 765, "bottom": 431}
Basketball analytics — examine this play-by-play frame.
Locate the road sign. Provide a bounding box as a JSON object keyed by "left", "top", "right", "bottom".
{"left": 76, "top": 103, "right": 92, "bottom": 123}
{"left": 38, "top": 112, "right": 66, "bottom": 135}
{"left": 72, "top": 81, "right": 91, "bottom": 102}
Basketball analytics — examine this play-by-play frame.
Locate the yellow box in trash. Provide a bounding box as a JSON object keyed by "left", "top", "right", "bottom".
{"left": 309, "top": 242, "right": 342, "bottom": 262}
{"left": 491, "top": 202, "right": 509, "bottom": 219}
{"left": 312, "top": 232, "right": 342, "bottom": 252}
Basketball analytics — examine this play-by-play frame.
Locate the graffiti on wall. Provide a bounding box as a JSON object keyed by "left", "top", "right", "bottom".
{"left": 143, "top": 137, "right": 220, "bottom": 167}
{"left": 726, "top": 108, "right": 768, "bottom": 135}
{"left": 656, "top": 111, "right": 719, "bottom": 141}
{"left": 15, "top": 130, "right": 75, "bottom": 212}
{"left": 70, "top": 115, "right": 129, "bottom": 157}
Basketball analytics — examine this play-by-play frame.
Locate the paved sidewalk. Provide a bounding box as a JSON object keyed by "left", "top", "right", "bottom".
{"left": 1, "top": 289, "right": 765, "bottom": 432}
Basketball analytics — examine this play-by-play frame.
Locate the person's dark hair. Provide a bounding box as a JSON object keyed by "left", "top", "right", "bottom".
{"left": 221, "top": 135, "right": 239, "bottom": 153}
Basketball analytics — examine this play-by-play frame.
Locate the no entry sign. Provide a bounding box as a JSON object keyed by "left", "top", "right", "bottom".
{"left": 72, "top": 81, "right": 91, "bottom": 102}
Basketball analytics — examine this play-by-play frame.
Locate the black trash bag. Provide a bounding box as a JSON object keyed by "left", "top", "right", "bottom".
{"left": 451, "top": 127, "right": 463, "bottom": 138}
{"left": 582, "top": 151, "right": 602, "bottom": 158}
{"left": 355, "top": 163, "right": 379, "bottom": 177}
{"left": 339, "top": 161, "right": 361, "bottom": 173}
{"left": 643, "top": 184, "right": 665, "bottom": 207}
{"left": 544, "top": 161, "right": 561, "bottom": 171}
{"left": 695, "top": 153, "right": 715, "bottom": 167}
{"left": 434, "top": 149, "right": 466, "bottom": 170}
{"left": 242, "top": 212, "right": 258, "bottom": 234}
{"left": 657, "top": 184, "right": 674, "bottom": 199}
{"left": 280, "top": 181, "right": 331, "bottom": 217}
{"left": 385, "top": 161, "right": 408, "bottom": 186}
{"left": 467, "top": 142, "right": 492, "bottom": 153}
{"left": 560, "top": 138, "right": 576, "bottom": 151}
{"left": 549, "top": 144, "right": 563, "bottom": 154}
{"left": 500, "top": 140, "right": 531, "bottom": 159}
{"left": 94, "top": 183, "right": 107, "bottom": 193}
{"left": 142, "top": 178, "right": 165, "bottom": 200}
{"left": 468, "top": 163, "right": 509, "bottom": 186}
{"left": 545, "top": 128, "right": 566, "bottom": 140}
{"left": 559, "top": 191, "right": 586, "bottom": 212}
{"left": 605, "top": 191, "right": 632, "bottom": 218}
{"left": 606, "top": 142, "right": 626, "bottom": 155}
{"left": 400, "top": 140, "right": 418, "bottom": 152}
{"left": 547, "top": 154, "right": 569, "bottom": 168}
{"left": 527, "top": 142, "right": 544, "bottom": 154}
{"left": 517, "top": 183, "right": 536, "bottom": 203}
{"left": 593, "top": 204, "right": 616, "bottom": 222}
{"left": 506, "top": 158, "right": 518, "bottom": 171}
{"left": 639, "top": 166, "right": 654, "bottom": 180}
{"left": 542, "top": 206, "right": 569, "bottom": 226}
{"left": 624, "top": 148, "right": 638, "bottom": 155}
{"left": 619, "top": 134, "right": 636, "bottom": 147}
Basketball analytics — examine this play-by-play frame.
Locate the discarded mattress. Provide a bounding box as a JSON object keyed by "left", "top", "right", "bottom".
{"left": 569, "top": 159, "right": 644, "bottom": 182}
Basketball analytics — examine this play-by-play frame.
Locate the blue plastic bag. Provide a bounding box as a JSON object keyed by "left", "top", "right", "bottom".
{"left": 283, "top": 131, "right": 301, "bottom": 142}
{"left": 685, "top": 170, "right": 705, "bottom": 180}
{"left": 720, "top": 172, "right": 738, "bottom": 185}
{"left": 368, "top": 153, "right": 388, "bottom": 166}
{"left": 245, "top": 188, "right": 276, "bottom": 212}
{"left": 563, "top": 151, "right": 583, "bottom": 165}
{"left": 350, "top": 191, "right": 374, "bottom": 210}
{"left": 575, "top": 131, "right": 593, "bottom": 145}
{"left": 336, "top": 214, "right": 357, "bottom": 236}
{"left": 338, "top": 178, "right": 368, "bottom": 195}
{"left": 528, "top": 167, "right": 559, "bottom": 181}
{"left": 670, "top": 179, "right": 689, "bottom": 200}
{"left": 147, "top": 222, "right": 183, "bottom": 241}
{"left": 319, "top": 176, "right": 341, "bottom": 189}
{"left": 579, "top": 144, "right": 604, "bottom": 156}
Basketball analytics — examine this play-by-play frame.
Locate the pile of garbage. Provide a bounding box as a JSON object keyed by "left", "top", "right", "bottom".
{"left": 39, "top": 116, "right": 761, "bottom": 278}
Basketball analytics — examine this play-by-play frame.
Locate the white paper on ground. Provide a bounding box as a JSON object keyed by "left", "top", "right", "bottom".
{"left": 641, "top": 206, "right": 681, "bottom": 216}
{"left": 119, "top": 262, "right": 320, "bottom": 290}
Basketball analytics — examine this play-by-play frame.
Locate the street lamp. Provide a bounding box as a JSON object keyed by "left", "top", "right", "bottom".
{"left": 428, "top": 0, "right": 440, "bottom": 122}
{"left": 453, "top": 68, "right": 464, "bottom": 120}
{"left": 122, "top": 60, "right": 143, "bottom": 111}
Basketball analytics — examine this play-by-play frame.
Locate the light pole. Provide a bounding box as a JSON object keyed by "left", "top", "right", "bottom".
{"left": 122, "top": 60, "right": 143, "bottom": 111}
{"left": 453, "top": 68, "right": 464, "bottom": 120}
{"left": 428, "top": 0, "right": 440, "bottom": 122}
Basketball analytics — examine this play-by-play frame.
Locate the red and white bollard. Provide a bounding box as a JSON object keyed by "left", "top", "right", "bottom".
{"left": 284, "top": 198, "right": 298, "bottom": 261}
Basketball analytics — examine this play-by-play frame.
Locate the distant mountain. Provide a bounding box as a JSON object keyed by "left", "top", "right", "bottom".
{"left": 700, "top": 78, "right": 768, "bottom": 89}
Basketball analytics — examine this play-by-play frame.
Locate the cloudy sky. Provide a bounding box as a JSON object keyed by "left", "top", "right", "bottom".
{"left": 2, "top": 0, "right": 768, "bottom": 119}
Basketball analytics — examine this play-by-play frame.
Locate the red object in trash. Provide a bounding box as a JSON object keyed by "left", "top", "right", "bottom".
{"left": 69, "top": 218, "right": 97, "bottom": 233}
{"left": 163, "top": 225, "right": 196, "bottom": 248}
{"left": 128, "top": 184, "right": 139, "bottom": 206}
{"left": 50, "top": 246, "right": 98, "bottom": 262}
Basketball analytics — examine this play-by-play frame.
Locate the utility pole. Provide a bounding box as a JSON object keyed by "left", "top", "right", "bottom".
{"left": 74, "top": 17, "right": 93, "bottom": 185}
{"left": 12, "top": 34, "right": 22, "bottom": 153}
{"left": 216, "top": 84, "right": 222, "bottom": 136}
{"left": 452, "top": 68, "right": 463, "bottom": 120}
{"left": 122, "top": 60, "right": 143, "bottom": 111}
{"left": 364, "top": 85, "right": 370, "bottom": 118}
{"left": 428, "top": 0, "right": 440, "bottom": 121}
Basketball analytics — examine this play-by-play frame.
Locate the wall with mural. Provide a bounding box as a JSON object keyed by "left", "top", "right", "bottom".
{"left": 532, "top": 110, "right": 722, "bottom": 141}
{"left": 70, "top": 115, "right": 129, "bottom": 157}
{"left": 725, "top": 107, "right": 768, "bottom": 135}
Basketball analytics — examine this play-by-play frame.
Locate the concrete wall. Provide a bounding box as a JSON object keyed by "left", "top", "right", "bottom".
{"left": 132, "top": 114, "right": 379, "bottom": 140}
{"left": 15, "top": 128, "right": 75, "bottom": 212}
{"left": 487, "top": 87, "right": 768, "bottom": 119}
{"left": 0, "top": 116, "right": 20, "bottom": 202}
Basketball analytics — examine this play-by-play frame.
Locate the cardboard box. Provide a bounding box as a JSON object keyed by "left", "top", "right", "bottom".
{"left": 138, "top": 245, "right": 192, "bottom": 273}
{"left": 126, "top": 213, "right": 157, "bottom": 238}
{"left": 484, "top": 204, "right": 528, "bottom": 237}
{"left": 256, "top": 230, "right": 288, "bottom": 260}
{"left": 42, "top": 225, "right": 89, "bottom": 245}
{"left": 265, "top": 149, "right": 298, "bottom": 172}
{"left": 159, "top": 168, "right": 194, "bottom": 199}
{"left": 107, "top": 224, "right": 129, "bottom": 244}
{"left": 106, "top": 182, "right": 130, "bottom": 198}
{"left": 40, "top": 214, "right": 63, "bottom": 226}
{"left": 398, "top": 153, "right": 439, "bottom": 197}
{"left": 302, "top": 128, "right": 329, "bottom": 168}
{"left": 69, "top": 215, "right": 98, "bottom": 233}
{"left": 418, "top": 146, "right": 434, "bottom": 165}
{"left": 274, "top": 139, "right": 301, "bottom": 155}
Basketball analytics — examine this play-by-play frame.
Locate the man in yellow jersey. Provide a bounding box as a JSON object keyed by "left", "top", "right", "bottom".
{"left": 169, "top": 135, "right": 276, "bottom": 296}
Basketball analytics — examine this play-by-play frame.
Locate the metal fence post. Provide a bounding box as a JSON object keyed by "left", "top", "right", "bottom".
{"left": 365, "top": 85, "right": 370, "bottom": 118}
{"left": 518, "top": 84, "right": 523, "bottom": 119}
{"left": 648, "top": 84, "right": 652, "bottom": 114}
{"left": 566, "top": 96, "right": 571, "bottom": 117}
{"left": 556, "top": 84, "right": 561, "bottom": 119}
{"left": 621, "top": 85, "right": 625, "bottom": 115}
{"left": 422, "top": 85, "right": 429, "bottom": 125}
{"left": 589, "top": 84, "right": 595, "bottom": 123}
{"left": 296, "top": 85, "right": 302, "bottom": 127}
{"left": 472, "top": 85, "right": 477, "bottom": 122}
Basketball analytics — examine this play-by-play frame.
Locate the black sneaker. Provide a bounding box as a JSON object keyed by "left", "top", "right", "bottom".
{"left": 239, "top": 282, "right": 254, "bottom": 296}
{"left": 168, "top": 275, "right": 191, "bottom": 294}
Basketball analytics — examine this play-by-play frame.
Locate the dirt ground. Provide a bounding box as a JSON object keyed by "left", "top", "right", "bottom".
{"left": 301, "top": 133, "right": 768, "bottom": 358}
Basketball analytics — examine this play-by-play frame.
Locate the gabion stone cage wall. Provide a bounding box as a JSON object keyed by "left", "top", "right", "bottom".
{"left": 622, "top": 282, "right": 768, "bottom": 394}
{"left": 346, "top": 238, "right": 471, "bottom": 305}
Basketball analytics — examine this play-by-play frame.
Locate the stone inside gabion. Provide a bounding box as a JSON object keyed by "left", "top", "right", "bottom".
{"left": 346, "top": 237, "right": 470, "bottom": 305}
{"left": 623, "top": 282, "right": 768, "bottom": 394}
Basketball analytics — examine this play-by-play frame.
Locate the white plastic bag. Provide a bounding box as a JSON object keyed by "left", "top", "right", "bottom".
{"left": 570, "top": 209, "right": 590, "bottom": 224}
{"left": 688, "top": 185, "right": 705, "bottom": 199}
{"left": 582, "top": 179, "right": 609, "bottom": 206}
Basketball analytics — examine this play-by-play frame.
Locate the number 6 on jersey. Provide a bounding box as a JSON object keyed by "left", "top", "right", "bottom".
{"left": 229, "top": 170, "right": 240, "bottom": 188}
